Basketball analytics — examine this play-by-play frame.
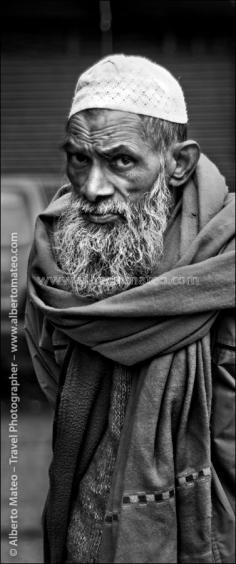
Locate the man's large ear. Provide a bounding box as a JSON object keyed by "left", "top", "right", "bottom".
{"left": 168, "top": 140, "right": 200, "bottom": 187}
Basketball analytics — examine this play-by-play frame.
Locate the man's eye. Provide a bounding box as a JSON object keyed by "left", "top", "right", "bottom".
{"left": 112, "top": 155, "right": 134, "bottom": 169}
{"left": 68, "top": 153, "right": 89, "bottom": 166}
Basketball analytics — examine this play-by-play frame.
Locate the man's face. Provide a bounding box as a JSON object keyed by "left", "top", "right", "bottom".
{"left": 52, "top": 109, "right": 174, "bottom": 300}
{"left": 64, "top": 109, "right": 167, "bottom": 216}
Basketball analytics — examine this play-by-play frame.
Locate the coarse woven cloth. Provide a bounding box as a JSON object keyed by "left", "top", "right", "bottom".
{"left": 25, "top": 154, "right": 235, "bottom": 563}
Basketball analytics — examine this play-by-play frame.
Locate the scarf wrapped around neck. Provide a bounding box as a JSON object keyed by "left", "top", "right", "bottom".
{"left": 25, "top": 154, "right": 235, "bottom": 563}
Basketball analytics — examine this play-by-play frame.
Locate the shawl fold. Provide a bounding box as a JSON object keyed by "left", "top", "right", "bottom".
{"left": 25, "top": 154, "right": 235, "bottom": 563}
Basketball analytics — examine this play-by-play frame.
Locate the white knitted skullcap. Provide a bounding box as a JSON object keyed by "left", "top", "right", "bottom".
{"left": 69, "top": 54, "right": 188, "bottom": 124}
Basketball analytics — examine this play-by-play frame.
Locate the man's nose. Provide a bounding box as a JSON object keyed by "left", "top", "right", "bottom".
{"left": 81, "top": 163, "right": 115, "bottom": 202}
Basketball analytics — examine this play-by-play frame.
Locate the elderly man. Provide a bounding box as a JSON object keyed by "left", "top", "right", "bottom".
{"left": 25, "top": 55, "right": 235, "bottom": 564}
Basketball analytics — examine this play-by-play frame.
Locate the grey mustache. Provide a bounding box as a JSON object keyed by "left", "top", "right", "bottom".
{"left": 71, "top": 195, "right": 130, "bottom": 218}
{"left": 80, "top": 204, "right": 127, "bottom": 216}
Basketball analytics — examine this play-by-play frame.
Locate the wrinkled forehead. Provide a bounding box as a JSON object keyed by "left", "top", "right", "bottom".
{"left": 67, "top": 108, "right": 144, "bottom": 138}
{"left": 65, "top": 109, "right": 154, "bottom": 155}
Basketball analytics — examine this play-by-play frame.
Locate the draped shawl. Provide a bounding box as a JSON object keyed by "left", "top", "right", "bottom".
{"left": 25, "top": 154, "right": 235, "bottom": 563}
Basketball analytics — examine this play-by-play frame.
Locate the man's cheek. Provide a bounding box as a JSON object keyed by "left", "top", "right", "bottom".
{"left": 67, "top": 165, "right": 83, "bottom": 190}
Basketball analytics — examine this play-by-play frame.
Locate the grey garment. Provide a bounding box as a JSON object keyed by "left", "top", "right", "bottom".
{"left": 66, "top": 364, "right": 132, "bottom": 564}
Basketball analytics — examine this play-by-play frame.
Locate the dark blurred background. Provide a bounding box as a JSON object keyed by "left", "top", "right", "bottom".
{"left": 2, "top": 0, "right": 235, "bottom": 186}
{"left": 1, "top": 1, "right": 235, "bottom": 562}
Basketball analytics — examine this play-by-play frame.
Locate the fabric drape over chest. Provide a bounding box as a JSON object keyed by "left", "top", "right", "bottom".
{"left": 25, "top": 154, "right": 235, "bottom": 563}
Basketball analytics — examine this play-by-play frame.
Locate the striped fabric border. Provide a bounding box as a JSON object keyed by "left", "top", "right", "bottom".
{"left": 176, "top": 467, "right": 211, "bottom": 486}
{"left": 122, "top": 488, "right": 175, "bottom": 505}
{"left": 104, "top": 512, "right": 119, "bottom": 524}
{"left": 104, "top": 467, "right": 211, "bottom": 522}
{"left": 104, "top": 468, "right": 211, "bottom": 525}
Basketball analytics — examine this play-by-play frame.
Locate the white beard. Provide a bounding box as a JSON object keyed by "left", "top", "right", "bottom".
{"left": 52, "top": 170, "right": 173, "bottom": 300}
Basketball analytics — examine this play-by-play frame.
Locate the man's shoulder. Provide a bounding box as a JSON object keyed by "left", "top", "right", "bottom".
{"left": 51, "top": 183, "right": 72, "bottom": 203}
